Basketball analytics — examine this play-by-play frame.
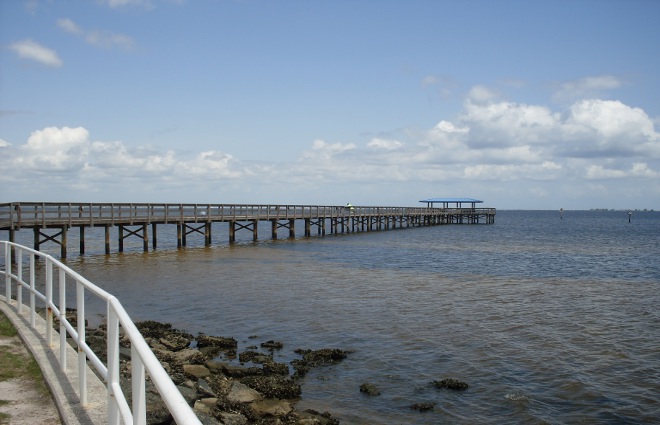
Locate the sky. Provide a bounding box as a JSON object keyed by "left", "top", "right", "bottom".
{"left": 1, "top": 0, "right": 659, "bottom": 210}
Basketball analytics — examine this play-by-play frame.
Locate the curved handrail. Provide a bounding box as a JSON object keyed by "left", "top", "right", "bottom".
{"left": 1, "top": 241, "right": 201, "bottom": 425}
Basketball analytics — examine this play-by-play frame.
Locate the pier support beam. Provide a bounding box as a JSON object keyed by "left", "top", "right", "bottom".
{"left": 33, "top": 226, "right": 68, "bottom": 259}
{"left": 229, "top": 220, "right": 258, "bottom": 242}
{"left": 79, "top": 226, "right": 85, "bottom": 255}
{"left": 118, "top": 224, "right": 148, "bottom": 253}
{"left": 105, "top": 225, "right": 111, "bottom": 254}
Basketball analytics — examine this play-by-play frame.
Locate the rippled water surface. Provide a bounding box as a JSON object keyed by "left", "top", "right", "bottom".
{"left": 8, "top": 210, "right": 660, "bottom": 423}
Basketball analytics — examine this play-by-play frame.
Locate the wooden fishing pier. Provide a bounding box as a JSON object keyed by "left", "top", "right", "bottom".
{"left": 0, "top": 202, "right": 495, "bottom": 258}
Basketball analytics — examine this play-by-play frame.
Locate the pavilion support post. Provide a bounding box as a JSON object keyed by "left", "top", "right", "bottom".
{"left": 152, "top": 223, "right": 157, "bottom": 249}
{"left": 288, "top": 219, "right": 295, "bottom": 238}
{"left": 304, "top": 219, "right": 311, "bottom": 237}
{"left": 177, "top": 224, "right": 182, "bottom": 247}
{"left": 252, "top": 220, "right": 258, "bottom": 241}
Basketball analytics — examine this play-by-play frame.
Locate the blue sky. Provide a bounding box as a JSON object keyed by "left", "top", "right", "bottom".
{"left": 1, "top": 0, "right": 659, "bottom": 209}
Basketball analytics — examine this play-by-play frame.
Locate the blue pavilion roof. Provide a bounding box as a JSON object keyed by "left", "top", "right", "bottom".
{"left": 419, "top": 197, "right": 483, "bottom": 204}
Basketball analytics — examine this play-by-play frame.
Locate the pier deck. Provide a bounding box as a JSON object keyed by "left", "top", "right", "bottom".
{"left": 0, "top": 202, "right": 495, "bottom": 258}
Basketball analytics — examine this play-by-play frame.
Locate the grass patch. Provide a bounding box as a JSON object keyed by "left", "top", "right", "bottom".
{"left": 0, "top": 313, "right": 18, "bottom": 337}
{"left": 0, "top": 411, "right": 11, "bottom": 425}
{"left": 0, "top": 312, "right": 50, "bottom": 395}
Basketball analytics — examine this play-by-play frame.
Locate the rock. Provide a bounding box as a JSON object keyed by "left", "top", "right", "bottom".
{"left": 262, "top": 359, "right": 289, "bottom": 376}
{"left": 135, "top": 320, "right": 192, "bottom": 341}
{"left": 196, "top": 334, "right": 238, "bottom": 349}
{"left": 198, "top": 346, "right": 222, "bottom": 358}
{"left": 240, "top": 375, "right": 302, "bottom": 399}
{"left": 205, "top": 360, "right": 225, "bottom": 373}
{"left": 194, "top": 400, "right": 212, "bottom": 414}
{"left": 160, "top": 334, "right": 191, "bottom": 351}
{"left": 198, "top": 397, "right": 218, "bottom": 408}
{"left": 238, "top": 350, "right": 270, "bottom": 364}
{"left": 432, "top": 378, "right": 469, "bottom": 391}
{"left": 196, "top": 379, "right": 216, "bottom": 397}
{"left": 300, "top": 409, "right": 341, "bottom": 425}
{"left": 206, "top": 361, "right": 262, "bottom": 378}
{"left": 144, "top": 386, "right": 172, "bottom": 424}
{"left": 410, "top": 402, "right": 436, "bottom": 412}
{"left": 359, "top": 383, "right": 381, "bottom": 396}
{"left": 184, "top": 364, "right": 211, "bottom": 379}
{"left": 291, "top": 348, "right": 350, "bottom": 378}
{"left": 295, "top": 348, "right": 349, "bottom": 364}
{"left": 260, "top": 340, "right": 283, "bottom": 350}
{"left": 177, "top": 385, "right": 198, "bottom": 405}
{"left": 250, "top": 399, "right": 293, "bottom": 417}
{"left": 171, "top": 348, "right": 207, "bottom": 365}
{"left": 194, "top": 410, "right": 221, "bottom": 425}
{"left": 217, "top": 412, "right": 248, "bottom": 425}
{"left": 226, "top": 381, "right": 263, "bottom": 404}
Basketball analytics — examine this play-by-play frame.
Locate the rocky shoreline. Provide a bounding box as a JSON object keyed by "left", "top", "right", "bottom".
{"left": 58, "top": 312, "right": 469, "bottom": 424}
{"left": 85, "top": 320, "right": 349, "bottom": 425}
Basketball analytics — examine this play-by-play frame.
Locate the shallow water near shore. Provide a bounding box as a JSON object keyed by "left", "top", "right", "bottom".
{"left": 6, "top": 210, "right": 660, "bottom": 423}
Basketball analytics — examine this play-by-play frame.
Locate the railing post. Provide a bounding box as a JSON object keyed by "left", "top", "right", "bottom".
{"left": 16, "top": 249, "right": 23, "bottom": 313}
{"left": 132, "top": 345, "right": 147, "bottom": 425}
{"left": 59, "top": 268, "right": 67, "bottom": 372}
{"left": 30, "top": 252, "right": 36, "bottom": 327}
{"left": 107, "top": 305, "right": 120, "bottom": 425}
{"left": 77, "top": 281, "right": 88, "bottom": 406}
{"left": 4, "top": 243, "right": 10, "bottom": 302}
{"left": 45, "top": 257, "right": 53, "bottom": 347}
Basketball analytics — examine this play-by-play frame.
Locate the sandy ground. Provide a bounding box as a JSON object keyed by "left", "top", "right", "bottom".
{"left": 0, "top": 336, "right": 61, "bottom": 425}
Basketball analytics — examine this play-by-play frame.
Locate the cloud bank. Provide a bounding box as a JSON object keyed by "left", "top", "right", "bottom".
{"left": 1, "top": 88, "right": 658, "bottom": 208}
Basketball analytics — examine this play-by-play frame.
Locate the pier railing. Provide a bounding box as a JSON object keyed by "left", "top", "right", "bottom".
{"left": 0, "top": 202, "right": 495, "bottom": 230}
{"left": 1, "top": 241, "right": 202, "bottom": 425}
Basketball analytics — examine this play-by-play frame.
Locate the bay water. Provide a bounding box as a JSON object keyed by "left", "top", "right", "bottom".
{"left": 5, "top": 210, "right": 659, "bottom": 423}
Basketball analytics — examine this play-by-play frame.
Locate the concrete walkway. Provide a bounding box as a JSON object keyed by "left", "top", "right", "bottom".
{"left": 0, "top": 297, "right": 107, "bottom": 425}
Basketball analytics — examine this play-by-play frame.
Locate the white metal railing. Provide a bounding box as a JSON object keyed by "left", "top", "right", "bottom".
{"left": 1, "top": 241, "right": 202, "bottom": 425}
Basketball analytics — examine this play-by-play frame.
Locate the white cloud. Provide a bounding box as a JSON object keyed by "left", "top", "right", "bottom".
{"left": 553, "top": 75, "right": 623, "bottom": 104}
{"left": 367, "top": 138, "right": 403, "bottom": 151}
{"left": 105, "top": 0, "right": 151, "bottom": 7}
{"left": 434, "top": 120, "right": 469, "bottom": 134}
{"left": 85, "top": 30, "right": 135, "bottom": 50}
{"left": 585, "top": 165, "right": 627, "bottom": 179}
{"left": 0, "top": 139, "right": 11, "bottom": 147}
{"left": 57, "top": 18, "right": 83, "bottom": 35}
{"left": 18, "top": 127, "right": 89, "bottom": 171}
{"left": 9, "top": 39, "right": 63, "bottom": 67}
{"left": 57, "top": 18, "right": 135, "bottom": 50}
{"left": 466, "top": 85, "right": 498, "bottom": 104}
